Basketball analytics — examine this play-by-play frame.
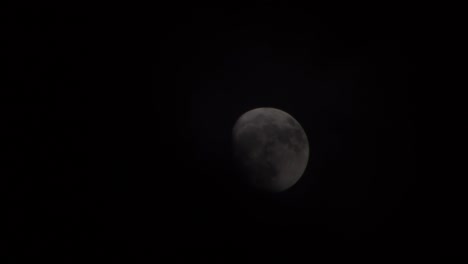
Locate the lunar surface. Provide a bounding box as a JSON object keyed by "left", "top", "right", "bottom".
{"left": 232, "top": 107, "right": 309, "bottom": 192}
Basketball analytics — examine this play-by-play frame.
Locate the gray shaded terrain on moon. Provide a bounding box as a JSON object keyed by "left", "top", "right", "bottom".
{"left": 232, "top": 108, "right": 309, "bottom": 192}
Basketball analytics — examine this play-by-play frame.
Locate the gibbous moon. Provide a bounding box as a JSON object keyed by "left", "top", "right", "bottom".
{"left": 232, "top": 107, "right": 309, "bottom": 192}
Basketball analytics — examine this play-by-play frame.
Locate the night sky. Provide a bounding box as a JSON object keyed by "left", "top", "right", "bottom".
{"left": 6, "top": 3, "right": 453, "bottom": 262}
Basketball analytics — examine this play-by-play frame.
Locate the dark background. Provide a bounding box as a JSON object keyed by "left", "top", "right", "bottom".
{"left": 5, "top": 2, "right": 454, "bottom": 262}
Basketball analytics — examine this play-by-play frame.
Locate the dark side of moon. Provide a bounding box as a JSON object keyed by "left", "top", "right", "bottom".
{"left": 232, "top": 108, "right": 309, "bottom": 192}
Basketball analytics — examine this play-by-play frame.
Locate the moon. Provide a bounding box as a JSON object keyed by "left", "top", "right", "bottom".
{"left": 232, "top": 107, "right": 309, "bottom": 192}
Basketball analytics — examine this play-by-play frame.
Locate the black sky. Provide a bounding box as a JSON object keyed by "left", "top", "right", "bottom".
{"left": 6, "top": 3, "right": 454, "bottom": 262}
